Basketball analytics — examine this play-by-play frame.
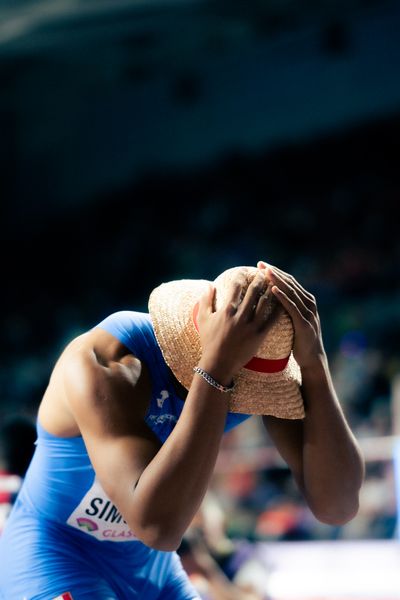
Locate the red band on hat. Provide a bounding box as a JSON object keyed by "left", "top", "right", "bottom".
{"left": 243, "top": 355, "right": 289, "bottom": 373}
{"left": 192, "top": 302, "right": 290, "bottom": 374}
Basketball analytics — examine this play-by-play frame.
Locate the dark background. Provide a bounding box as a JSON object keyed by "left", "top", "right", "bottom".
{"left": 1, "top": 0, "right": 400, "bottom": 452}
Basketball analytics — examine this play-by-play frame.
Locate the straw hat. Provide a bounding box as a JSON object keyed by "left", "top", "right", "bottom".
{"left": 148, "top": 266, "right": 305, "bottom": 419}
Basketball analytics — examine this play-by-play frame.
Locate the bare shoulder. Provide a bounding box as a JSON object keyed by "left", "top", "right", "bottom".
{"left": 65, "top": 327, "right": 152, "bottom": 430}
{"left": 39, "top": 327, "right": 152, "bottom": 437}
{"left": 40, "top": 327, "right": 162, "bottom": 505}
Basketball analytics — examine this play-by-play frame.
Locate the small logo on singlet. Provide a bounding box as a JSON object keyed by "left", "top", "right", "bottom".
{"left": 53, "top": 593, "right": 74, "bottom": 600}
{"left": 76, "top": 517, "right": 98, "bottom": 532}
{"left": 156, "top": 389, "right": 169, "bottom": 408}
{"left": 147, "top": 413, "right": 177, "bottom": 426}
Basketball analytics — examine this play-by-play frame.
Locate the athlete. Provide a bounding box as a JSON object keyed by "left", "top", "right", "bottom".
{"left": 0, "top": 261, "right": 365, "bottom": 599}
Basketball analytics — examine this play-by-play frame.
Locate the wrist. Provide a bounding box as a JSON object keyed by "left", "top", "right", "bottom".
{"left": 300, "top": 353, "right": 329, "bottom": 381}
{"left": 193, "top": 366, "right": 235, "bottom": 394}
{"left": 197, "top": 359, "right": 236, "bottom": 388}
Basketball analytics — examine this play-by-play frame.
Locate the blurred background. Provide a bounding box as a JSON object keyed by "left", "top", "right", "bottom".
{"left": 1, "top": 0, "right": 400, "bottom": 598}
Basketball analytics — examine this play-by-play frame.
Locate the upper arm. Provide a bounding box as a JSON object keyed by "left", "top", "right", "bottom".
{"left": 262, "top": 415, "right": 305, "bottom": 491}
{"left": 63, "top": 343, "right": 161, "bottom": 513}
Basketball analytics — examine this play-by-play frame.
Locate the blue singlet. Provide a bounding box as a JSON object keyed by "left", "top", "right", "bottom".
{"left": 0, "top": 311, "right": 251, "bottom": 600}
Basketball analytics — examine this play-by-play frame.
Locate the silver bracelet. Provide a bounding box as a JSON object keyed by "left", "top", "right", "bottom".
{"left": 193, "top": 366, "right": 235, "bottom": 393}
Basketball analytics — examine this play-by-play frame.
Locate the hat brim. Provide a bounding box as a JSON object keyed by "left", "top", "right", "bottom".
{"left": 148, "top": 279, "right": 305, "bottom": 419}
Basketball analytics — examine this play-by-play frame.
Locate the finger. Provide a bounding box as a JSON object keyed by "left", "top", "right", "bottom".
{"left": 269, "top": 265, "right": 311, "bottom": 296}
{"left": 257, "top": 260, "right": 270, "bottom": 270}
{"left": 225, "top": 269, "right": 248, "bottom": 313}
{"left": 269, "top": 265, "right": 315, "bottom": 302}
{"left": 253, "top": 286, "right": 281, "bottom": 332}
{"left": 239, "top": 271, "right": 267, "bottom": 317}
{"left": 268, "top": 270, "right": 313, "bottom": 320}
{"left": 198, "top": 283, "right": 215, "bottom": 318}
{"left": 267, "top": 266, "right": 316, "bottom": 311}
{"left": 271, "top": 285, "right": 306, "bottom": 327}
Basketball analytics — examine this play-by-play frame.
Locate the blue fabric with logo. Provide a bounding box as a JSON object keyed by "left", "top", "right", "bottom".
{"left": 0, "top": 311, "right": 251, "bottom": 600}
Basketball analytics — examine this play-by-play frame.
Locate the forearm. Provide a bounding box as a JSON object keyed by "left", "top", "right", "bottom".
{"left": 130, "top": 374, "right": 230, "bottom": 549}
{"left": 300, "top": 355, "right": 365, "bottom": 524}
{"left": 259, "top": 262, "right": 365, "bottom": 525}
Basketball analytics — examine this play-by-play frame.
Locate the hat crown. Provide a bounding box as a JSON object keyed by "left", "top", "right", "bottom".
{"left": 148, "top": 264, "right": 303, "bottom": 418}
{"left": 213, "top": 266, "right": 294, "bottom": 360}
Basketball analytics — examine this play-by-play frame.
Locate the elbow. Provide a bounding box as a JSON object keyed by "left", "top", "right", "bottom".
{"left": 142, "top": 533, "right": 182, "bottom": 552}
{"left": 135, "top": 522, "right": 183, "bottom": 552}
{"left": 109, "top": 490, "right": 183, "bottom": 551}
